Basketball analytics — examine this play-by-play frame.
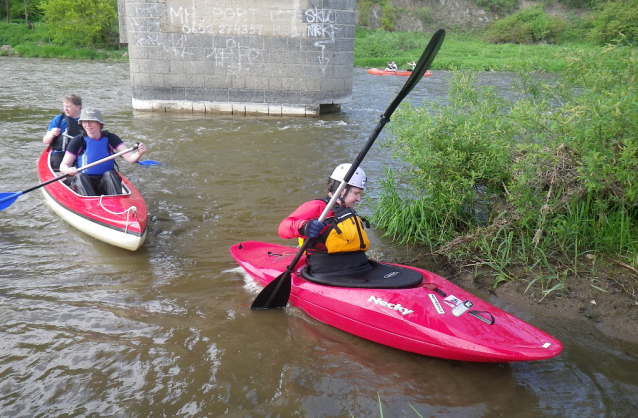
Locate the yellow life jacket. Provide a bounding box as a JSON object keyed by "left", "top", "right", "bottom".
{"left": 317, "top": 200, "right": 370, "bottom": 254}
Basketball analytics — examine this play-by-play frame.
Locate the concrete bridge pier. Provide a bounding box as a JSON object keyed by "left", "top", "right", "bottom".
{"left": 118, "top": 0, "right": 356, "bottom": 116}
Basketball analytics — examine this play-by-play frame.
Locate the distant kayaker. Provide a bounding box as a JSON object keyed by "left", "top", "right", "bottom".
{"left": 407, "top": 60, "right": 417, "bottom": 71}
{"left": 43, "top": 94, "right": 83, "bottom": 171}
{"left": 385, "top": 60, "right": 398, "bottom": 71}
{"left": 59, "top": 107, "right": 147, "bottom": 196}
{"left": 278, "top": 164, "right": 371, "bottom": 275}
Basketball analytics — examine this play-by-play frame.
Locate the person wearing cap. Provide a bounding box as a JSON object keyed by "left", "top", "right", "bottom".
{"left": 43, "top": 94, "right": 83, "bottom": 170}
{"left": 278, "top": 163, "right": 370, "bottom": 274}
{"left": 59, "top": 107, "right": 147, "bottom": 196}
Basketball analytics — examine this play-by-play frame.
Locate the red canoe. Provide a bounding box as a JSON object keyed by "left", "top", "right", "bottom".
{"left": 37, "top": 149, "right": 147, "bottom": 251}
{"left": 231, "top": 241, "right": 563, "bottom": 362}
{"left": 368, "top": 68, "right": 432, "bottom": 77}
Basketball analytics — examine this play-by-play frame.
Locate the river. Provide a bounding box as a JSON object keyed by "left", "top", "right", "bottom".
{"left": 1, "top": 57, "right": 636, "bottom": 417}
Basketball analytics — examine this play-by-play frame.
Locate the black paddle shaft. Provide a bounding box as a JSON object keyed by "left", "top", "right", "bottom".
{"left": 251, "top": 29, "right": 446, "bottom": 310}
{"left": 340, "top": 28, "right": 445, "bottom": 187}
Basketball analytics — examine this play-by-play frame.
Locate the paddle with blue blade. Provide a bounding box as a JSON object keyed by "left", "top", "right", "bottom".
{"left": 63, "top": 134, "right": 161, "bottom": 166}
{"left": 0, "top": 144, "right": 141, "bottom": 212}
{"left": 251, "top": 29, "right": 446, "bottom": 310}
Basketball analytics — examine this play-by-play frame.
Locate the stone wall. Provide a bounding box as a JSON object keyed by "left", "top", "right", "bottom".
{"left": 119, "top": 0, "right": 356, "bottom": 116}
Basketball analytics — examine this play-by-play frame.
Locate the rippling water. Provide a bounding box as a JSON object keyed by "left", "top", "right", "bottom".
{"left": 1, "top": 57, "right": 637, "bottom": 417}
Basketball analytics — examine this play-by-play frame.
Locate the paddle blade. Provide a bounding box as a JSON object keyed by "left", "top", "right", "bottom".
{"left": 0, "top": 192, "right": 22, "bottom": 211}
{"left": 250, "top": 272, "right": 292, "bottom": 310}
{"left": 137, "top": 160, "right": 161, "bottom": 166}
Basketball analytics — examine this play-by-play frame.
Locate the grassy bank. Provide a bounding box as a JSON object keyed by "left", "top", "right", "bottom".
{"left": 354, "top": 28, "right": 614, "bottom": 72}
{"left": 0, "top": 22, "right": 127, "bottom": 60}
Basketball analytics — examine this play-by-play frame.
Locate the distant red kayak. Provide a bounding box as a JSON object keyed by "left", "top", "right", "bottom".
{"left": 231, "top": 241, "right": 563, "bottom": 362}
{"left": 368, "top": 68, "right": 432, "bottom": 77}
{"left": 37, "top": 149, "right": 147, "bottom": 251}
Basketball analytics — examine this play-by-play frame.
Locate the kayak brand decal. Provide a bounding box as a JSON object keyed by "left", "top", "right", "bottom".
{"left": 428, "top": 294, "right": 445, "bottom": 314}
{"left": 368, "top": 296, "right": 413, "bottom": 316}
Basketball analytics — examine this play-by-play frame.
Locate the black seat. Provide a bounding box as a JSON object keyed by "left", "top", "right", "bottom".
{"left": 300, "top": 260, "right": 423, "bottom": 289}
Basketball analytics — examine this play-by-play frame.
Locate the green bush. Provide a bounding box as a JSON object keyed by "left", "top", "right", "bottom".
{"left": 380, "top": 1, "right": 394, "bottom": 31}
{"left": 374, "top": 72, "right": 514, "bottom": 245}
{"left": 374, "top": 44, "right": 638, "bottom": 283}
{"left": 589, "top": 0, "right": 638, "bottom": 44}
{"left": 484, "top": 5, "right": 568, "bottom": 44}
{"left": 38, "top": 0, "right": 119, "bottom": 47}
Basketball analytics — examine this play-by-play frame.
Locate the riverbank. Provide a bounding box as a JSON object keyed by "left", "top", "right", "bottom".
{"left": 1, "top": 22, "right": 613, "bottom": 72}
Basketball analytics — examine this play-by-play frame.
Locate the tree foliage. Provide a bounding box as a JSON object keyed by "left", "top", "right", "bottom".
{"left": 38, "top": 0, "right": 118, "bottom": 46}
{"left": 2, "top": 0, "right": 44, "bottom": 24}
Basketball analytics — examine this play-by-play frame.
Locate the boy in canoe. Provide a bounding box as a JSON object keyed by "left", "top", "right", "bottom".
{"left": 43, "top": 94, "right": 83, "bottom": 171}
{"left": 278, "top": 164, "right": 371, "bottom": 274}
{"left": 59, "top": 107, "right": 147, "bottom": 196}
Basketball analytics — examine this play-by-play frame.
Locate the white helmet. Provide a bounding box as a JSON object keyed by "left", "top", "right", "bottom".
{"left": 330, "top": 163, "right": 367, "bottom": 190}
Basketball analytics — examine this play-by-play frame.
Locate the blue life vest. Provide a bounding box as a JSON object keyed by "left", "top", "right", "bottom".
{"left": 50, "top": 114, "right": 81, "bottom": 152}
{"left": 78, "top": 136, "right": 114, "bottom": 175}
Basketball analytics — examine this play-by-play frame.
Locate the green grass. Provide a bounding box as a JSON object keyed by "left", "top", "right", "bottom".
{"left": 354, "top": 28, "right": 609, "bottom": 72}
{"left": 0, "top": 22, "right": 127, "bottom": 60}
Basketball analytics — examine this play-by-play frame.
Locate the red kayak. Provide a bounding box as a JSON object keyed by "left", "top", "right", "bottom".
{"left": 368, "top": 68, "right": 432, "bottom": 77}
{"left": 231, "top": 241, "right": 563, "bottom": 362}
{"left": 37, "top": 149, "right": 147, "bottom": 251}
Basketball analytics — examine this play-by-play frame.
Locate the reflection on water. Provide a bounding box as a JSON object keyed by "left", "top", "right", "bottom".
{"left": 1, "top": 57, "right": 637, "bottom": 417}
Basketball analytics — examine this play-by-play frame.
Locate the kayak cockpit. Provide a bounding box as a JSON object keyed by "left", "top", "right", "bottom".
{"left": 300, "top": 260, "right": 423, "bottom": 289}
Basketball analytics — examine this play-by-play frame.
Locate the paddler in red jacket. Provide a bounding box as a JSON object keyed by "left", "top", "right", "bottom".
{"left": 278, "top": 164, "right": 371, "bottom": 275}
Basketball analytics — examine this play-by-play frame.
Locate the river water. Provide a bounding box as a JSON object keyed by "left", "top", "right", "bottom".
{"left": 1, "top": 57, "right": 636, "bottom": 417}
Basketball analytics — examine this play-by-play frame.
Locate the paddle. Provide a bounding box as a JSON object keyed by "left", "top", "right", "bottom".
{"left": 0, "top": 144, "right": 140, "bottom": 212}
{"left": 62, "top": 134, "right": 161, "bottom": 166}
{"left": 250, "top": 29, "right": 446, "bottom": 310}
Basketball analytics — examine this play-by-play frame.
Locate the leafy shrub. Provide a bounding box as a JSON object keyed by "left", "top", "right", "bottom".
{"left": 380, "top": 1, "right": 394, "bottom": 31}
{"left": 589, "top": 0, "right": 638, "bottom": 44}
{"left": 484, "top": 5, "right": 568, "bottom": 44}
{"left": 374, "top": 45, "right": 638, "bottom": 278}
{"left": 38, "top": 0, "right": 119, "bottom": 47}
